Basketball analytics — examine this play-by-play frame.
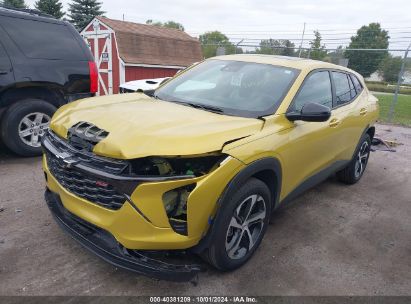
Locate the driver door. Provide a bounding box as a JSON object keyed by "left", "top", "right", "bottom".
{"left": 280, "top": 70, "right": 341, "bottom": 198}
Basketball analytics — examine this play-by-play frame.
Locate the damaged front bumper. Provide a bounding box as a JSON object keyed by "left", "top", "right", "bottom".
{"left": 44, "top": 190, "right": 202, "bottom": 282}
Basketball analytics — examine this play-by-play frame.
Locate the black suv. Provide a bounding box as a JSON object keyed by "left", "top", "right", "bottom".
{"left": 0, "top": 7, "right": 97, "bottom": 156}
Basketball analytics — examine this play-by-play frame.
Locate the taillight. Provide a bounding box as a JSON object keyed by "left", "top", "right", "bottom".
{"left": 89, "top": 61, "right": 98, "bottom": 93}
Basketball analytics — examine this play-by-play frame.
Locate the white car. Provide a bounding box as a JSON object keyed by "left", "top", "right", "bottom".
{"left": 119, "top": 77, "right": 171, "bottom": 93}
{"left": 119, "top": 63, "right": 199, "bottom": 94}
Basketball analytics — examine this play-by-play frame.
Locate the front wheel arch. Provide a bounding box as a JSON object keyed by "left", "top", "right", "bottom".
{"left": 366, "top": 126, "right": 375, "bottom": 140}
{"left": 191, "top": 157, "right": 282, "bottom": 254}
{"left": 222, "top": 157, "right": 282, "bottom": 212}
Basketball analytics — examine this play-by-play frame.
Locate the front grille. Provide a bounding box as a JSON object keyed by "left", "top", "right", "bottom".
{"left": 44, "top": 132, "right": 128, "bottom": 210}
{"left": 46, "top": 152, "right": 126, "bottom": 210}
{"left": 47, "top": 130, "right": 128, "bottom": 175}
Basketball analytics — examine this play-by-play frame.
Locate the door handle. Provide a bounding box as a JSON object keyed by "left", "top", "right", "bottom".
{"left": 360, "top": 108, "right": 367, "bottom": 116}
{"left": 0, "top": 70, "right": 8, "bottom": 75}
{"left": 329, "top": 118, "right": 340, "bottom": 128}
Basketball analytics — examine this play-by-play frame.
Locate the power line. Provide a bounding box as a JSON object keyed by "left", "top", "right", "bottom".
{"left": 188, "top": 26, "right": 411, "bottom": 34}
{"left": 200, "top": 43, "right": 410, "bottom": 51}
{"left": 226, "top": 37, "right": 411, "bottom": 42}
{"left": 189, "top": 32, "right": 411, "bottom": 38}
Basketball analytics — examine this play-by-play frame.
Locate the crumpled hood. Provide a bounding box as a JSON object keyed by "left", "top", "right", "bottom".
{"left": 50, "top": 93, "right": 263, "bottom": 159}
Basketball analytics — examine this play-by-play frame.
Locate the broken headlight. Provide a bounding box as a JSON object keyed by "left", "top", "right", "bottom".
{"left": 129, "top": 154, "right": 227, "bottom": 177}
{"left": 127, "top": 154, "right": 228, "bottom": 236}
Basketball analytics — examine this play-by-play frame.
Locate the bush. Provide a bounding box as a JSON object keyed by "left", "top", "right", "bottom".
{"left": 365, "top": 80, "right": 389, "bottom": 85}
{"left": 379, "top": 56, "right": 403, "bottom": 83}
{"left": 365, "top": 82, "right": 411, "bottom": 95}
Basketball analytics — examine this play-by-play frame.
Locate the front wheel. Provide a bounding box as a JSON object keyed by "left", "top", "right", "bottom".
{"left": 0, "top": 99, "right": 56, "bottom": 156}
{"left": 337, "top": 134, "right": 371, "bottom": 184}
{"left": 202, "top": 178, "right": 272, "bottom": 271}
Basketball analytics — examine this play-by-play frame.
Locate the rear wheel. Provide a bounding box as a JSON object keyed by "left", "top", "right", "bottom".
{"left": 202, "top": 178, "right": 271, "bottom": 271}
{"left": 0, "top": 99, "right": 56, "bottom": 156}
{"left": 337, "top": 134, "right": 371, "bottom": 184}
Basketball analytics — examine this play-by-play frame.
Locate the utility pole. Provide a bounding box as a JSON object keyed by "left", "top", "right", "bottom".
{"left": 298, "top": 22, "right": 306, "bottom": 58}
{"left": 388, "top": 41, "right": 411, "bottom": 122}
{"left": 235, "top": 39, "right": 244, "bottom": 54}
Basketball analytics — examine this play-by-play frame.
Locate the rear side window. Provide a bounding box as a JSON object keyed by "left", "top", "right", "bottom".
{"left": 0, "top": 16, "right": 86, "bottom": 60}
{"left": 332, "top": 71, "right": 353, "bottom": 106}
{"left": 350, "top": 74, "right": 363, "bottom": 94}
{"left": 348, "top": 75, "right": 357, "bottom": 99}
{"left": 292, "top": 71, "right": 333, "bottom": 111}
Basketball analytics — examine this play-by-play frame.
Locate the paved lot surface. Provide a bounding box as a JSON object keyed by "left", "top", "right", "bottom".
{"left": 0, "top": 124, "right": 410, "bottom": 296}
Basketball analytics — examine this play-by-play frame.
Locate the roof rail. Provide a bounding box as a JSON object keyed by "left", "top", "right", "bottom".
{"left": 0, "top": 4, "right": 55, "bottom": 19}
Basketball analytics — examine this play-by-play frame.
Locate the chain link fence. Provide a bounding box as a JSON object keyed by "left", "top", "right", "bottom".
{"left": 201, "top": 43, "right": 411, "bottom": 126}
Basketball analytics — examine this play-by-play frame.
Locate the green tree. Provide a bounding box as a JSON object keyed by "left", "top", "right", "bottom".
{"left": 163, "top": 21, "right": 184, "bottom": 31}
{"left": 257, "top": 39, "right": 278, "bottom": 55}
{"left": 282, "top": 40, "right": 296, "bottom": 56}
{"left": 345, "top": 23, "right": 389, "bottom": 77}
{"left": 68, "top": 0, "right": 104, "bottom": 31}
{"left": 309, "top": 30, "right": 327, "bottom": 60}
{"left": 1, "top": 0, "right": 27, "bottom": 8}
{"left": 199, "top": 31, "right": 238, "bottom": 58}
{"left": 146, "top": 20, "right": 185, "bottom": 31}
{"left": 379, "top": 55, "right": 402, "bottom": 83}
{"left": 325, "top": 45, "right": 345, "bottom": 64}
{"left": 35, "top": 0, "right": 64, "bottom": 18}
{"left": 257, "top": 39, "right": 295, "bottom": 56}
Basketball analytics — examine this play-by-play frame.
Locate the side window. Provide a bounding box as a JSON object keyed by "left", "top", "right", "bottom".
{"left": 348, "top": 75, "right": 357, "bottom": 99}
{"left": 350, "top": 74, "right": 363, "bottom": 94}
{"left": 293, "top": 71, "right": 332, "bottom": 111}
{"left": 0, "top": 16, "right": 85, "bottom": 60}
{"left": 332, "top": 71, "right": 352, "bottom": 106}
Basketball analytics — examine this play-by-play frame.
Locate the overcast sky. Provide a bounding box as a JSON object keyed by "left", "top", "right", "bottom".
{"left": 26, "top": 0, "right": 411, "bottom": 51}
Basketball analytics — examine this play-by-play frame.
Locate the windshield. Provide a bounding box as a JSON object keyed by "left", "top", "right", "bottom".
{"left": 155, "top": 59, "right": 300, "bottom": 117}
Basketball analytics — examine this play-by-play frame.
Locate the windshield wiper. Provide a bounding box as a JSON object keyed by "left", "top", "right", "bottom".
{"left": 173, "top": 101, "right": 224, "bottom": 114}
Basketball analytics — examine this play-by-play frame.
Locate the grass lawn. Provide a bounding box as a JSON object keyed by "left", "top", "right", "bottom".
{"left": 374, "top": 93, "right": 411, "bottom": 126}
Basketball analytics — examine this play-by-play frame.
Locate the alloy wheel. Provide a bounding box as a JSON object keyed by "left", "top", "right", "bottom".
{"left": 18, "top": 112, "right": 51, "bottom": 148}
{"left": 225, "top": 194, "right": 267, "bottom": 260}
{"left": 354, "top": 141, "right": 370, "bottom": 179}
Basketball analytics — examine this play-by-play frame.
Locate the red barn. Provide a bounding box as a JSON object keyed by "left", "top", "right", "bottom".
{"left": 81, "top": 17, "right": 203, "bottom": 96}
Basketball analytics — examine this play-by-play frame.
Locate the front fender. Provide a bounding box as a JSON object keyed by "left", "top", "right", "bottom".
{"left": 191, "top": 157, "right": 282, "bottom": 253}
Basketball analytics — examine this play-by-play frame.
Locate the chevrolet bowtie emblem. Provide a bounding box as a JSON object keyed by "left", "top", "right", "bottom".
{"left": 56, "top": 151, "right": 79, "bottom": 169}
{"left": 61, "top": 157, "right": 79, "bottom": 169}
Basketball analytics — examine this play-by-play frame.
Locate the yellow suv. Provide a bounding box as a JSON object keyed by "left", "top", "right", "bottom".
{"left": 42, "top": 55, "right": 378, "bottom": 281}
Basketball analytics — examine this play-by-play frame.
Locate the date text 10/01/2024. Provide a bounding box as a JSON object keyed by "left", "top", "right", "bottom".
{"left": 149, "top": 297, "right": 258, "bottom": 303}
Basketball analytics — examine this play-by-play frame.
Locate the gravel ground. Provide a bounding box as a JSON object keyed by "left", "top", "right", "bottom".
{"left": 0, "top": 124, "right": 410, "bottom": 296}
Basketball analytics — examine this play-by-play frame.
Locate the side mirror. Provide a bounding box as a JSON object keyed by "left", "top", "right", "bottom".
{"left": 286, "top": 102, "right": 331, "bottom": 122}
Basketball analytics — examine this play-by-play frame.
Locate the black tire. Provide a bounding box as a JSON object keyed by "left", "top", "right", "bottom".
{"left": 0, "top": 99, "right": 56, "bottom": 157}
{"left": 337, "top": 134, "right": 371, "bottom": 184}
{"left": 202, "top": 178, "right": 272, "bottom": 271}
